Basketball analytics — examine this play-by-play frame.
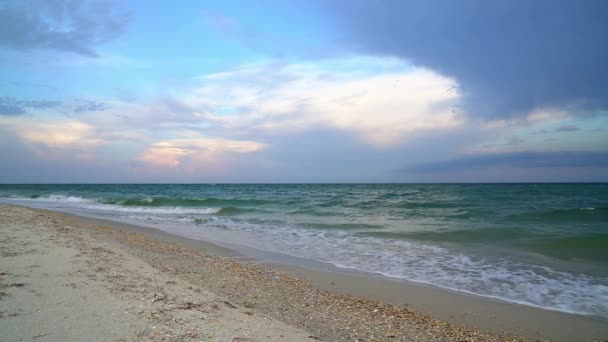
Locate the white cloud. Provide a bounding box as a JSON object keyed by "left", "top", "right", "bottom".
{"left": 0, "top": 117, "right": 105, "bottom": 160}
{"left": 139, "top": 136, "right": 267, "bottom": 168}
{"left": 3, "top": 56, "right": 592, "bottom": 180}
{"left": 483, "top": 107, "right": 571, "bottom": 129}
{"left": 187, "top": 57, "right": 463, "bottom": 146}
{"left": 1, "top": 117, "right": 101, "bottom": 147}
{"left": 0, "top": 57, "right": 489, "bottom": 176}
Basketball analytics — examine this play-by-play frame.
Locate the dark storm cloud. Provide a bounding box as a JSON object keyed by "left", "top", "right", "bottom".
{"left": 407, "top": 151, "right": 608, "bottom": 173}
{"left": 324, "top": 0, "right": 608, "bottom": 118}
{"left": 0, "top": 0, "right": 130, "bottom": 57}
{"left": 0, "top": 97, "right": 60, "bottom": 116}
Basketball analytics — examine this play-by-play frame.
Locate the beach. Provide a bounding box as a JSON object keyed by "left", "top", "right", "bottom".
{"left": 2, "top": 1, "right": 605, "bottom": 339}
{"left": 1, "top": 204, "right": 607, "bottom": 341}
{"left": 0, "top": 204, "right": 312, "bottom": 341}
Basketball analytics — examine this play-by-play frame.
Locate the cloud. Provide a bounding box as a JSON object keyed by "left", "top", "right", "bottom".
{"left": 0, "top": 97, "right": 60, "bottom": 116}
{"left": 139, "top": 136, "right": 267, "bottom": 169}
{"left": 1, "top": 54, "right": 603, "bottom": 182}
{"left": 324, "top": 0, "right": 608, "bottom": 118}
{"left": 505, "top": 136, "right": 525, "bottom": 146}
{"left": 0, "top": 0, "right": 130, "bottom": 57}
{"left": 0, "top": 116, "right": 104, "bottom": 162}
{"left": 407, "top": 151, "right": 608, "bottom": 173}
{"left": 189, "top": 58, "right": 463, "bottom": 146}
{"left": 0, "top": 126, "right": 136, "bottom": 183}
{"left": 0, "top": 57, "right": 470, "bottom": 180}
{"left": 13, "top": 119, "right": 102, "bottom": 152}
{"left": 73, "top": 100, "right": 107, "bottom": 113}
{"left": 0, "top": 97, "right": 109, "bottom": 116}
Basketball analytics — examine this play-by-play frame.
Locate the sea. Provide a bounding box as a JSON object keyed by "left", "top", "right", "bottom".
{"left": 1, "top": 183, "right": 607, "bottom": 318}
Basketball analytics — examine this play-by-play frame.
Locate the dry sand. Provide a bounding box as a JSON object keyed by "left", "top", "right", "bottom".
{"left": 0, "top": 205, "right": 311, "bottom": 341}
{"left": 1, "top": 204, "right": 607, "bottom": 341}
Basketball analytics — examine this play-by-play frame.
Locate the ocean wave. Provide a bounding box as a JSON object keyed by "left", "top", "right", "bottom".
{"left": 395, "top": 201, "right": 461, "bottom": 209}
{"left": 215, "top": 206, "right": 270, "bottom": 215}
{"left": 84, "top": 204, "right": 222, "bottom": 215}
{"left": 361, "top": 227, "right": 526, "bottom": 243}
{"left": 360, "top": 227, "right": 608, "bottom": 262}
{"left": 302, "top": 222, "right": 384, "bottom": 230}
{"left": 1, "top": 194, "right": 220, "bottom": 214}
{"left": 506, "top": 207, "right": 608, "bottom": 222}
{"left": 100, "top": 196, "right": 272, "bottom": 207}
{"left": 122, "top": 215, "right": 211, "bottom": 225}
{"left": 519, "top": 233, "right": 608, "bottom": 262}
{"left": 168, "top": 216, "right": 608, "bottom": 317}
{"left": 287, "top": 209, "right": 340, "bottom": 216}
{"left": 91, "top": 203, "right": 266, "bottom": 216}
{"left": 6, "top": 194, "right": 94, "bottom": 203}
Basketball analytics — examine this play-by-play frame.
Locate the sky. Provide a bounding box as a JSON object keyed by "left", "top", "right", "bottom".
{"left": 0, "top": 0, "right": 607, "bottom": 183}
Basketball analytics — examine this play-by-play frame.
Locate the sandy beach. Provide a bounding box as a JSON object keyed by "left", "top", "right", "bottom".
{"left": 1, "top": 204, "right": 607, "bottom": 341}
{"left": 2, "top": 0, "right": 606, "bottom": 339}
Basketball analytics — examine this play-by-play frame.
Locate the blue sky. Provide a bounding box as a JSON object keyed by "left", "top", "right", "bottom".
{"left": 0, "top": 0, "right": 607, "bottom": 183}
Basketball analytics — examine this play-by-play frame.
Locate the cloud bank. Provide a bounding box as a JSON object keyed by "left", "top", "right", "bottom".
{"left": 324, "top": 0, "right": 608, "bottom": 119}
{"left": 408, "top": 151, "right": 608, "bottom": 173}
{"left": 1, "top": 55, "right": 606, "bottom": 182}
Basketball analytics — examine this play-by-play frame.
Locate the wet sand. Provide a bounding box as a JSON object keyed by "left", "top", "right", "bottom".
{"left": 2, "top": 204, "right": 607, "bottom": 341}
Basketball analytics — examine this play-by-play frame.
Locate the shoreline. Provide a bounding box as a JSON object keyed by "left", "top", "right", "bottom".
{"left": 60, "top": 207, "right": 608, "bottom": 341}
{"left": 2, "top": 204, "right": 608, "bottom": 340}
{"left": 6, "top": 199, "right": 605, "bottom": 320}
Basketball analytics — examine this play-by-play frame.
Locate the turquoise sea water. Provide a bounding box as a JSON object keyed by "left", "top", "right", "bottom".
{"left": 1, "top": 183, "right": 607, "bottom": 317}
